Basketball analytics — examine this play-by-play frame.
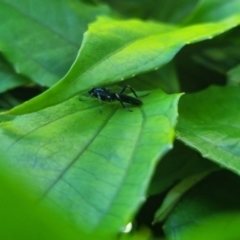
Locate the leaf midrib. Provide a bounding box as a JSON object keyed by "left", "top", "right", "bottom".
{"left": 92, "top": 108, "right": 145, "bottom": 229}
{"left": 39, "top": 107, "right": 118, "bottom": 200}
{"left": 69, "top": 29, "right": 173, "bottom": 89}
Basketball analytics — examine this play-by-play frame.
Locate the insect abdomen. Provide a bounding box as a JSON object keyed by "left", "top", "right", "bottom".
{"left": 119, "top": 95, "right": 142, "bottom": 106}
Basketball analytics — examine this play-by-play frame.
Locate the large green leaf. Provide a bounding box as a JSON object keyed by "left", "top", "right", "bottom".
{"left": 0, "top": 0, "right": 110, "bottom": 87}
{"left": 177, "top": 86, "right": 240, "bottom": 175}
{"left": 6, "top": 15, "right": 240, "bottom": 115}
{"left": 0, "top": 89, "right": 181, "bottom": 233}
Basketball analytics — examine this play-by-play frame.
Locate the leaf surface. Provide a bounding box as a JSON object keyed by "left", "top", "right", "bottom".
{"left": 0, "top": 0, "right": 109, "bottom": 87}
{"left": 153, "top": 171, "right": 213, "bottom": 223}
{"left": 183, "top": 0, "right": 240, "bottom": 23}
{"left": 0, "top": 56, "right": 29, "bottom": 93}
{"left": 179, "top": 212, "right": 240, "bottom": 240}
{"left": 7, "top": 15, "right": 240, "bottom": 115}
{"left": 164, "top": 171, "right": 240, "bottom": 240}
{"left": 0, "top": 156, "right": 89, "bottom": 240}
{"left": 148, "top": 140, "right": 218, "bottom": 195}
{"left": 0, "top": 89, "right": 181, "bottom": 233}
{"left": 177, "top": 86, "right": 240, "bottom": 175}
{"left": 102, "top": 0, "right": 198, "bottom": 23}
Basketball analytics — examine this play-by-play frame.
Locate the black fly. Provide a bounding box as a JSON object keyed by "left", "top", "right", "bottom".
{"left": 88, "top": 85, "right": 142, "bottom": 112}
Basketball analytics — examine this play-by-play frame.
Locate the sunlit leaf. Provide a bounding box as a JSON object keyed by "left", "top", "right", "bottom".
{"left": 0, "top": 89, "right": 181, "bottom": 233}
{"left": 7, "top": 15, "right": 240, "bottom": 115}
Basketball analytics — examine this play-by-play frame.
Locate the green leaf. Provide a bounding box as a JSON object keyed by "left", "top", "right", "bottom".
{"left": 123, "top": 62, "right": 180, "bottom": 94}
{"left": 153, "top": 170, "right": 214, "bottom": 223}
{"left": 0, "top": 55, "right": 30, "bottom": 93}
{"left": 178, "top": 212, "right": 240, "bottom": 240}
{"left": 6, "top": 15, "right": 240, "bottom": 115}
{"left": 148, "top": 140, "right": 218, "bottom": 195}
{"left": 177, "top": 86, "right": 240, "bottom": 175}
{"left": 0, "top": 156, "right": 91, "bottom": 240}
{"left": 0, "top": 89, "right": 181, "bottom": 233}
{"left": 99, "top": 0, "right": 198, "bottom": 23}
{"left": 146, "top": 0, "right": 198, "bottom": 23}
{"left": 0, "top": 0, "right": 110, "bottom": 87}
{"left": 185, "top": 28, "right": 240, "bottom": 76}
{"left": 183, "top": 0, "right": 240, "bottom": 24}
{"left": 164, "top": 170, "right": 240, "bottom": 240}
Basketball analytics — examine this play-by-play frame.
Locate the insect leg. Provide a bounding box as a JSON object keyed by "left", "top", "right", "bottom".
{"left": 97, "top": 93, "right": 103, "bottom": 113}
{"left": 115, "top": 94, "right": 132, "bottom": 112}
{"left": 88, "top": 92, "right": 94, "bottom": 99}
{"left": 119, "top": 85, "right": 139, "bottom": 98}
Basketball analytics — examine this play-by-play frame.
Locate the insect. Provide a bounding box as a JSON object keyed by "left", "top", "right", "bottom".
{"left": 88, "top": 85, "right": 143, "bottom": 112}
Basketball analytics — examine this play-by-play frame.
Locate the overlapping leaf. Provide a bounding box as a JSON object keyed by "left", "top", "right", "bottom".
{"left": 6, "top": 15, "right": 240, "bottom": 115}
{"left": 177, "top": 86, "right": 240, "bottom": 175}
{"left": 100, "top": 0, "right": 198, "bottom": 23}
{"left": 153, "top": 171, "right": 213, "bottom": 223}
{"left": 148, "top": 140, "right": 218, "bottom": 195}
{"left": 183, "top": 0, "right": 240, "bottom": 23}
{"left": 0, "top": 56, "right": 30, "bottom": 93}
{"left": 164, "top": 171, "right": 240, "bottom": 240}
{"left": 0, "top": 0, "right": 110, "bottom": 87}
